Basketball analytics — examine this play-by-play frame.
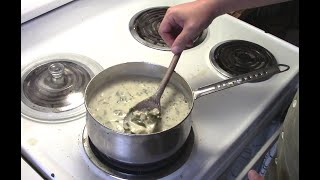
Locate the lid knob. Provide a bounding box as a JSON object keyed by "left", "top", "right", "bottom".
{"left": 48, "top": 63, "right": 65, "bottom": 85}
{"left": 48, "top": 63, "right": 65, "bottom": 79}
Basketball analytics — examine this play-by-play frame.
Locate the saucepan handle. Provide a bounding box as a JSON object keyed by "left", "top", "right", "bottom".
{"left": 193, "top": 64, "right": 290, "bottom": 99}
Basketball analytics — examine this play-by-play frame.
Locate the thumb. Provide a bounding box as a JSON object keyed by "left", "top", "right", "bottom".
{"left": 248, "top": 170, "right": 264, "bottom": 180}
{"left": 171, "top": 28, "right": 194, "bottom": 54}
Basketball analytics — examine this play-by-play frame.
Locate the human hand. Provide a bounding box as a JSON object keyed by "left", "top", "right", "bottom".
{"left": 159, "top": 0, "right": 221, "bottom": 54}
{"left": 248, "top": 170, "right": 264, "bottom": 180}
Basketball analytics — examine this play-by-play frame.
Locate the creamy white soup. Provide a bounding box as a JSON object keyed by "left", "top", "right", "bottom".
{"left": 87, "top": 76, "right": 191, "bottom": 134}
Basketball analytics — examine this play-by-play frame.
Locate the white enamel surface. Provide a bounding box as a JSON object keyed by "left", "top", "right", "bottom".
{"left": 21, "top": 0, "right": 299, "bottom": 179}
{"left": 21, "top": 0, "right": 75, "bottom": 23}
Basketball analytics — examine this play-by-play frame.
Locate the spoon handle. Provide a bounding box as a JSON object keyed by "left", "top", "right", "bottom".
{"left": 155, "top": 53, "right": 182, "bottom": 101}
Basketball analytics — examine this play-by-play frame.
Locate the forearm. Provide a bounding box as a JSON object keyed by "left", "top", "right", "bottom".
{"left": 199, "top": 0, "right": 292, "bottom": 18}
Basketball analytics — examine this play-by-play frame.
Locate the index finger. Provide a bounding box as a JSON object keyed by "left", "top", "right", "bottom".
{"left": 158, "top": 15, "right": 176, "bottom": 47}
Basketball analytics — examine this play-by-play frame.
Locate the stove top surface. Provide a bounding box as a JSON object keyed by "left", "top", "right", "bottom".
{"left": 21, "top": 0, "right": 299, "bottom": 179}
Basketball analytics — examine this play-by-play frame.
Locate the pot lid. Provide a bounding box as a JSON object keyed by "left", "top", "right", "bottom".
{"left": 21, "top": 54, "right": 103, "bottom": 123}
{"left": 23, "top": 61, "right": 89, "bottom": 111}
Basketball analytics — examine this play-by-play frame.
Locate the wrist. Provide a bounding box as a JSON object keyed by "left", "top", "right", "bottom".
{"left": 196, "top": 0, "right": 226, "bottom": 18}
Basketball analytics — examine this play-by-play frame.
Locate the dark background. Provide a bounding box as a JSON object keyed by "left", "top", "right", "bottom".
{"left": 230, "top": 0, "right": 299, "bottom": 47}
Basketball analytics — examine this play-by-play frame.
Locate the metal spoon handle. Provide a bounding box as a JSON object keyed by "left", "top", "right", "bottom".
{"left": 193, "top": 64, "right": 290, "bottom": 99}
{"left": 155, "top": 53, "right": 182, "bottom": 101}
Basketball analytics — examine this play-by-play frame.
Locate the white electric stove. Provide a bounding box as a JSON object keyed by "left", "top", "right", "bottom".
{"left": 21, "top": 0, "right": 299, "bottom": 179}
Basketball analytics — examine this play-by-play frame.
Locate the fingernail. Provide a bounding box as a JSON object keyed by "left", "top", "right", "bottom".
{"left": 172, "top": 46, "right": 182, "bottom": 54}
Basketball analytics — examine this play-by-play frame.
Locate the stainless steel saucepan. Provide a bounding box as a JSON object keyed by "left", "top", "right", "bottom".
{"left": 84, "top": 62, "right": 289, "bottom": 165}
